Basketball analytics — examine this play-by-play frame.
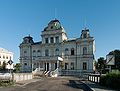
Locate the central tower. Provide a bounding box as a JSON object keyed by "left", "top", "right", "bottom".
{"left": 41, "top": 19, "right": 68, "bottom": 44}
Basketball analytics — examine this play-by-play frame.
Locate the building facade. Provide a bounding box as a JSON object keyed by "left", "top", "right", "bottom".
{"left": 19, "top": 19, "right": 95, "bottom": 73}
{"left": 0, "top": 48, "right": 13, "bottom": 69}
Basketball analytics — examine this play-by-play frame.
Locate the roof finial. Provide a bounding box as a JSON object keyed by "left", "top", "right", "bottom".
{"left": 84, "top": 18, "right": 87, "bottom": 30}
{"left": 54, "top": 8, "right": 57, "bottom": 20}
{"left": 29, "top": 34, "right": 30, "bottom": 37}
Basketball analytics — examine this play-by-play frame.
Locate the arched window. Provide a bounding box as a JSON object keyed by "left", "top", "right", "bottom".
{"left": 3, "top": 55, "right": 5, "bottom": 59}
{"left": 45, "top": 49, "right": 49, "bottom": 56}
{"left": 71, "top": 48, "right": 74, "bottom": 55}
{"left": 37, "top": 50, "right": 41, "bottom": 57}
{"left": 24, "top": 51, "right": 27, "bottom": 53}
{"left": 33, "top": 50, "right": 36, "bottom": 57}
{"left": 65, "top": 48, "right": 69, "bottom": 55}
{"left": 55, "top": 48, "right": 59, "bottom": 56}
{"left": 24, "top": 50, "right": 27, "bottom": 57}
{"left": 83, "top": 47, "right": 87, "bottom": 55}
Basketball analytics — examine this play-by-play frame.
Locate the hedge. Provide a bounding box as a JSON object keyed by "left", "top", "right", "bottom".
{"left": 99, "top": 72, "right": 120, "bottom": 90}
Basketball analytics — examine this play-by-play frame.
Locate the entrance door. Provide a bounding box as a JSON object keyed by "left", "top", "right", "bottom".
{"left": 44, "top": 63, "right": 46, "bottom": 71}
{"left": 65, "top": 63, "right": 68, "bottom": 70}
{"left": 47, "top": 63, "right": 49, "bottom": 71}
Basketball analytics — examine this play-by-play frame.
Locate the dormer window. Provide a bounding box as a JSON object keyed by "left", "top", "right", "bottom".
{"left": 83, "top": 34, "right": 87, "bottom": 38}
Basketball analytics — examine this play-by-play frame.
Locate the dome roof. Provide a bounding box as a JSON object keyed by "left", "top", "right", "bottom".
{"left": 48, "top": 19, "right": 60, "bottom": 25}
{"left": 44, "top": 19, "right": 62, "bottom": 31}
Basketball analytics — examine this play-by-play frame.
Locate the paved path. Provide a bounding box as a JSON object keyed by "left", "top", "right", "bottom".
{"left": 0, "top": 76, "right": 115, "bottom": 91}
{"left": 82, "top": 80, "right": 115, "bottom": 91}
{"left": 0, "top": 77, "right": 91, "bottom": 91}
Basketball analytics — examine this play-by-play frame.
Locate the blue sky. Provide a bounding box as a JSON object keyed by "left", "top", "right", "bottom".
{"left": 0, "top": 0, "right": 120, "bottom": 63}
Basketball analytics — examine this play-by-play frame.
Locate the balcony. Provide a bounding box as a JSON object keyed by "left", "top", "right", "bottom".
{"left": 33, "top": 56, "right": 58, "bottom": 61}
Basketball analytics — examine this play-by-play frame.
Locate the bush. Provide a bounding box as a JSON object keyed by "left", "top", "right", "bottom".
{"left": 0, "top": 80, "right": 14, "bottom": 87}
{"left": 99, "top": 72, "right": 120, "bottom": 90}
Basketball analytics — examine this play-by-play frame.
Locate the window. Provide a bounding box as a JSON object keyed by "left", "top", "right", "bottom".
{"left": 0, "top": 55, "right": 1, "bottom": 58}
{"left": 83, "top": 62, "right": 87, "bottom": 70}
{"left": 37, "top": 50, "right": 40, "bottom": 52}
{"left": 55, "top": 48, "right": 59, "bottom": 56}
{"left": 37, "top": 50, "right": 41, "bottom": 57}
{"left": 55, "top": 36, "right": 59, "bottom": 43}
{"left": 83, "top": 47, "right": 87, "bottom": 55}
{"left": 65, "top": 63, "right": 68, "bottom": 70}
{"left": 24, "top": 51, "right": 27, "bottom": 53}
{"left": 33, "top": 50, "right": 36, "bottom": 57}
{"left": 71, "top": 62, "right": 74, "bottom": 70}
{"left": 50, "top": 37, "right": 54, "bottom": 43}
{"left": 23, "top": 50, "right": 27, "bottom": 57}
{"left": 24, "top": 63, "right": 27, "bottom": 66}
{"left": 33, "top": 50, "right": 36, "bottom": 53}
{"left": 83, "top": 34, "right": 87, "bottom": 38}
{"left": 45, "top": 38, "right": 49, "bottom": 43}
{"left": 45, "top": 49, "right": 49, "bottom": 56}
{"left": 71, "top": 48, "right": 74, "bottom": 55}
{"left": 3, "top": 55, "right": 5, "bottom": 59}
{"left": 6, "top": 56, "right": 8, "bottom": 59}
{"left": 65, "top": 48, "right": 69, "bottom": 55}
{"left": 34, "top": 63, "right": 36, "bottom": 65}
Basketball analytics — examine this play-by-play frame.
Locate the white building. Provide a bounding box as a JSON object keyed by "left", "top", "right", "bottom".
{"left": 19, "top": 19, "right": 95, "bottom": 73}
{"left": 0, "top": 48, "right": 14, "bottom": 69}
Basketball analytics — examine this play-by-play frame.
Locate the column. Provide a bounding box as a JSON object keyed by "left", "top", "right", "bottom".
{"left": 46, "top": 62, "right": 47, "bottom": 71}
{"left": 57, "top": 60, "right": 59, "bottom": 68}
{"left": 39, "top": 62, "right": 40, "bottom": 71}
{"left": 49, "top": 62, "right": 51, "bottom": 71}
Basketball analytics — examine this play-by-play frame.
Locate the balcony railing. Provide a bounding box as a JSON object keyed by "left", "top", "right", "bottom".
{"left": 20, "top": 54, "right": 94, "bottom": 61}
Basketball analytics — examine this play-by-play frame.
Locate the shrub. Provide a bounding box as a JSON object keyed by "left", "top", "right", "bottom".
{"left": 0, "top": 80, "right": 14, "bottom": 87}
{"left": 99, "top": 72, "right": 120, "bottom": 90}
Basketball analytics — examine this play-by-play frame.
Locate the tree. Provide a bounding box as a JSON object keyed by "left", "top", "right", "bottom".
{"left": 96, "top": 57, "right": 106, "bottom": 74}
{"left": 2, "top": 61, "right": 6, "bottom": 70}
{"left": 14, "top": 63, "right": 21, "bottom": 73}
{"left": 0, "top": 61, "right": 7, "bottom": 72}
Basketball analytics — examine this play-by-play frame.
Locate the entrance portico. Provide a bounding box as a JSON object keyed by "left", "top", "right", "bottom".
{"left": 34, "top": 57, "right": 63, "bottom": 72}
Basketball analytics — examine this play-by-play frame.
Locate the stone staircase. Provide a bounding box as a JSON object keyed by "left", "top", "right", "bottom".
{"left": 33, "top": 68, "right": 59, "bottom": 78}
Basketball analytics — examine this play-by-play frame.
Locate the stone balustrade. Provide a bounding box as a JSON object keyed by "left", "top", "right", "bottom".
{"left": 13, "top": 73, "right": 33, "bottom": 82}
{"left": 88, "top": 74, "right": 100, "bottom": 83}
